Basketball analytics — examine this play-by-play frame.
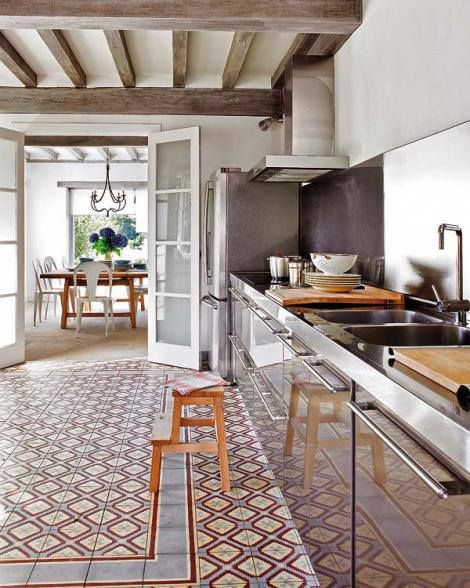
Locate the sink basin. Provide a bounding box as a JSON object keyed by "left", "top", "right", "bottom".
{"left": 314, "top": 309, "right": 443, "bottom": 325}
{"left": 344, "top": 324, "right": 470, "bottom": 347}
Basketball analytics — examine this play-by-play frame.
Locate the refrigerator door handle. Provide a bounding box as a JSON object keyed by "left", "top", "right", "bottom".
{"left": 201, "top": 294, "right": 218, "bottom": 310}
{"left": 203, "top": 180, "right": 214, "bottom": 286}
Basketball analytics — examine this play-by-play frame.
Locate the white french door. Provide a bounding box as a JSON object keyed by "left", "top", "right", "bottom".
{"left": 0, "top": 128, "right": 25, "bottom": 369}
{"left": 148, "top": 127, "right": 200, "bottom": 369}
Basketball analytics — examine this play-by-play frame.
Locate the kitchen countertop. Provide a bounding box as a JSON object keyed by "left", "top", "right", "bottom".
{"left": 231, "top": 271, "right": 470, "bottom": 484}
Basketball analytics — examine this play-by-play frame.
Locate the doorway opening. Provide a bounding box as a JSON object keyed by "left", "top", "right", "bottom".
{"left": 25, "top": 142, "right": 149, "bottom": 363}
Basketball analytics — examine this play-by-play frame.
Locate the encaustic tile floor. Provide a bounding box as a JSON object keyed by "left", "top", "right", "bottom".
{"left": 0, "top": 359, "right": 318, "bottom": 587}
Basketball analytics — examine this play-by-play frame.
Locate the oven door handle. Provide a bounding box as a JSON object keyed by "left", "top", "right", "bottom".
{"left": 348, "top": 401, "right": 451, "bottom": 499}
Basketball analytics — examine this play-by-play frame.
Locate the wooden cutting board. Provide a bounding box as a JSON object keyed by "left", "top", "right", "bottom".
{"left": 265, "top": 285, "right": 404, "bottom": 306}
{"left": 393, "top": 348, "right": 470, "bottom": 393}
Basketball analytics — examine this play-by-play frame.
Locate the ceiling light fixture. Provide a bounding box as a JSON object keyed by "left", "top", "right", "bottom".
{"left": 90, "top": 151, "right": 126, "bottom": 217}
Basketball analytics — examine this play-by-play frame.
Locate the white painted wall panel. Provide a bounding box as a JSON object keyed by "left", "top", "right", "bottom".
{"left": 336, "top": 0, "right": 470, "bottom": 165}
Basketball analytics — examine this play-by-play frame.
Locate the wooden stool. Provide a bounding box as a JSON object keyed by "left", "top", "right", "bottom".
{"left": 150, "top": 386, "right": 230, "bottom": 493}
{"left": 285, "top": 381, "right": 386, "bottom": 491}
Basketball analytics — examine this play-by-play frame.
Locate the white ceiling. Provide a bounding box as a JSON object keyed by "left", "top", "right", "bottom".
{"left": 0, "top": 29, "right": 298, "bottom": 88}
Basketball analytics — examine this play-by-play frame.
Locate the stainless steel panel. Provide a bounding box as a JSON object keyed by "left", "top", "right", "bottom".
{"left": 344, "top": 324, "right": 470, "bottom": 346}
{"left": 313, "top": 309, "right": 444, "bottom": 325}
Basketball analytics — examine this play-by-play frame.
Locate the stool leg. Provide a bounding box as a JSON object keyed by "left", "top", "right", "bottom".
{"left": 303, "top": 397, "right": 320, "bottom": 491}
{"left": 171, "top": 397, "right": 183, "bottom": 443}
{"left": 284, "top": 383, "right": 300, "bottom": 456}
{"left": 214, "top": 397, "right": 230, "bottom": 492}
{"left": 149, "top": 445, "right": 162, "bottom": 493}
{"left": 371, "top": 434, "right": 386, "bottom": 485}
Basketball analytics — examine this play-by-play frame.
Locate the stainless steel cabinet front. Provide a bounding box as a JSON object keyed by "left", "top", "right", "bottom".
{"left": 350, "top": 391, "right": 470, "bottom": 587}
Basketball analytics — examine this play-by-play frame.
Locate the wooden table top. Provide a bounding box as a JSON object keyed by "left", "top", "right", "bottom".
{"left": 41, "top": 269, "right": 148, "bottom": 279}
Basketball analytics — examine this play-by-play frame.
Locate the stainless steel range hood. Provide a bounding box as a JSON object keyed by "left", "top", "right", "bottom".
{"left": 249, "top": 154, "right": 349, "bottom": 182}
{"left": 248, "top": 56, "right": 349, "bottom": 183}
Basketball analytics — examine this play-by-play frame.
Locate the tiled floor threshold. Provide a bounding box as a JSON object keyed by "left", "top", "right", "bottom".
{"left": 0, "top": 359, "right": 317, "bottom": 587}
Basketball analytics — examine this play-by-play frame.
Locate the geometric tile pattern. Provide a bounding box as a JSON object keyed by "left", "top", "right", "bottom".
{"left": 0, "top": 358, "right": 317, "bottom": 587}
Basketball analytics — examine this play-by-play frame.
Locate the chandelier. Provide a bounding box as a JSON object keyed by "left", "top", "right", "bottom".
{"left": 90, "top": 154, "right": 126, "bottom": 217}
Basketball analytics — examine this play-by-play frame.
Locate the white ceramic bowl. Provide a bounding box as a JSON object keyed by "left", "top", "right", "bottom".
{"left": 310, "top": 253, "right": 358, "bottom": 275}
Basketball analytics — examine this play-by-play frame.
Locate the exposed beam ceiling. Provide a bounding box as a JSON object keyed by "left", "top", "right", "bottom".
{"left": 95, "top": 147, "right": 109, "bottom": 161}
{"left": 172, "top": 31, "right": 188, "bottom": 88}
{"left": 271, "top": 32, "right": 352, "bottom": 88}
{"left": 37, "top": 147, "right": 58, "bottom": 160}
{"left": 125, "top": 147, "right": 139, "bottom": 161}
{"left": 25, "top": 136, "right": 148, "bottom": 147}
{"left": 0, "top": 88, "right": 282, "bottom": 116}
{"left": 65, "top": 147, "right": 85, "bottom": 160}
{"left": 104, "top": 30, "right": 135, "bottom": 88}
{"left": 222, "top": 32, "right": 255, "bottom": 89}
{"left": 309, "top": 33, "right": 350, "bottom": 55}
{"left": 0, "top": 32, "right": 37, "bottom": 86}
{"left": 0, "top": 1, "right": 363, "bottom": 33}
{"left": 37, "top": 29, "right": 86, "bottom": 87}
{"left": 271, "top": 33, "right": 319, "bottom": 88}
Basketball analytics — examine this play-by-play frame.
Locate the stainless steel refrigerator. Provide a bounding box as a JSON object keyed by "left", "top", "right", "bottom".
{"left": 201, "top": 168, "right": 299, "bottom": 377}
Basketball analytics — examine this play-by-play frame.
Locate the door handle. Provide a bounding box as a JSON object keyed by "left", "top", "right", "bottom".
{"left": 201, "top": 294, "right": 218, "bottom": 310}
{"left": 276, "top": 333, "right": 313, "bottom": 357}
{"left": 347, "top": 401, "right": 470, "bottom": 499}
{"left": 203, "top": 180, "right": 214, "bottom": 286}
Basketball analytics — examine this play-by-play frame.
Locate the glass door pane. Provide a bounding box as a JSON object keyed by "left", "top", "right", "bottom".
{"left": 148, "top": 127, "right": 200, "bottom": 369}
{"left": 0, "top": 129, "right": 24, "bottom": 369}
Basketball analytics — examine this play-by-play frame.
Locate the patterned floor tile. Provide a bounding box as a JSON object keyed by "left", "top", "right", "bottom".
{"left": 0, "top": 358, "right": 317, "bottom": 587}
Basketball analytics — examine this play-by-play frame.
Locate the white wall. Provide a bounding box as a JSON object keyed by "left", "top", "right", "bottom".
{"left": 25, "top": 116, "right": 283, "bottom": 301}
{"left": 384, "top": 121, "right": 470, "bottom": 302}
{"left": 335, "top": 0, "right": 470, "bottom": 166}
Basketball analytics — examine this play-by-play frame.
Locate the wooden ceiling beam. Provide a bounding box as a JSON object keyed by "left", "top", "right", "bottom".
{"left": 25, "top": 136, "right": 148, "bottom": 147}
{"left": 95, "top": 147, "right": 109, "bottom": 161}
{"left": 125, "top": 147, "right": 139, "bottom": 161}
{"left": 0, "top": 1, "right": 362, "bottom": 33}
{"left": 222, "top": 32, "right": 255, "bottom": 89}
{"left": 37, "top": 29, "right": 86, "bottom": 88}
{"left": 0, "top": 32, "right": 36, "bottom": 86}
{"left": 271, "top": 32, "right": 351, "bottom": 88}
{"left": 172, "top": 31, "right": 188, "bottom": 88}
{"left": 308, "top": 33, "right": 350, "bottom": 55}
{"left": 37, "top": 147, "right": 58, "bottom": 160}
{"left": 0, "top": 87, "right": 282, "bottom": 116}
{"left": 65, "top": 147, "right": 85, "bottom": 160}
{"left": 271, "top": 33, "right": 319, "bottom": 88}
{"left": 104, "top": 30, "right": 135, "bottom": 88}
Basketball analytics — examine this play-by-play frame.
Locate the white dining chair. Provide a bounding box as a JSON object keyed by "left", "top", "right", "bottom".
{"left": 32, "top": 259, "right": 64, "bottom": 326}
{"left": 74, "top": 261, "right": 115, "bottom": 338}
{"left": 134, "top": 284, "right": 148, "bottom": 311}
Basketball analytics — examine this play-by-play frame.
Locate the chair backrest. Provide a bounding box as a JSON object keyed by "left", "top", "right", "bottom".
{"left": 74, "top": 261, "right": 112, "bottom": 301}
{"left": 44, "top": 256, "right": 58, "bottom": 271}
{"left": 32, "top": 258, "right": 45, "bottom": 293}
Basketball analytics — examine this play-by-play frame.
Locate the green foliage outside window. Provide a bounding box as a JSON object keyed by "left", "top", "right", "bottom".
{"left": 73, "top": 215, "right": 146, "bottom": 260}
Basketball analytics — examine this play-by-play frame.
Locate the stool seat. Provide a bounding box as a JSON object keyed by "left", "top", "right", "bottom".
{"left": 150, "top": 385, "right": 230, "bottom": 493}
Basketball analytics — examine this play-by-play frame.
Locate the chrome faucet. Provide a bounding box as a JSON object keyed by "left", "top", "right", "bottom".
{"left": 432, "top": 223, "right": 470, "bottom": 326}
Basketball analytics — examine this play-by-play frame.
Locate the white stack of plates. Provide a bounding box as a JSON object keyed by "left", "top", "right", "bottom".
{"left": 304, "top": 272, "right": 361, "bottom": 293}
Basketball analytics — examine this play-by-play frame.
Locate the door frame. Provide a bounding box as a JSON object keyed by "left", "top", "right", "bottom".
{"left": 0, "top": 127, "right": 25, "bottom": 369}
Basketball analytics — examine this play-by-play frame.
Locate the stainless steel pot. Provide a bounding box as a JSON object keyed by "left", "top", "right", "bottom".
{"left": 269, "top": 256, "right": 289, "bottom": 282}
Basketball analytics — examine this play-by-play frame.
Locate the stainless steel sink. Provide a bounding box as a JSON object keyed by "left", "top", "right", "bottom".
{"left": 344, "top": 324, "right": 470, "bottom": 347}
{"left": 314, "top": 309, "right": 444, "bottom": 325}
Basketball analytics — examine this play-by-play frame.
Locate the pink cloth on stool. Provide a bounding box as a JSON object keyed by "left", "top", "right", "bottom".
{"left": 162, "top": 372, "right": 230, "bottom": 395}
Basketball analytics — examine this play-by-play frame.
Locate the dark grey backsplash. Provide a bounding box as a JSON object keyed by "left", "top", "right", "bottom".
{"left": 300, "top": 166, "right": 384, "bottom": 282}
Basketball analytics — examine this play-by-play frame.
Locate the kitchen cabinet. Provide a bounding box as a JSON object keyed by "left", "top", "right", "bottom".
{"left": 350, "top": 389, "right": 470, "bottom": 587}
{"left": 228, "top": 285, "right": 354, "bottom": 585}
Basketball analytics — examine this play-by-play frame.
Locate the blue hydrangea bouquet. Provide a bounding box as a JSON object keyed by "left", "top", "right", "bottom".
{"left": 89, "top": 227, "right": 128, "bottom": 261}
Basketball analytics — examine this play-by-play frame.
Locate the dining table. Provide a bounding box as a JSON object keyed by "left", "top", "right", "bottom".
{"left": 40, "top": 269, "right": 148, "bottom": 329}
